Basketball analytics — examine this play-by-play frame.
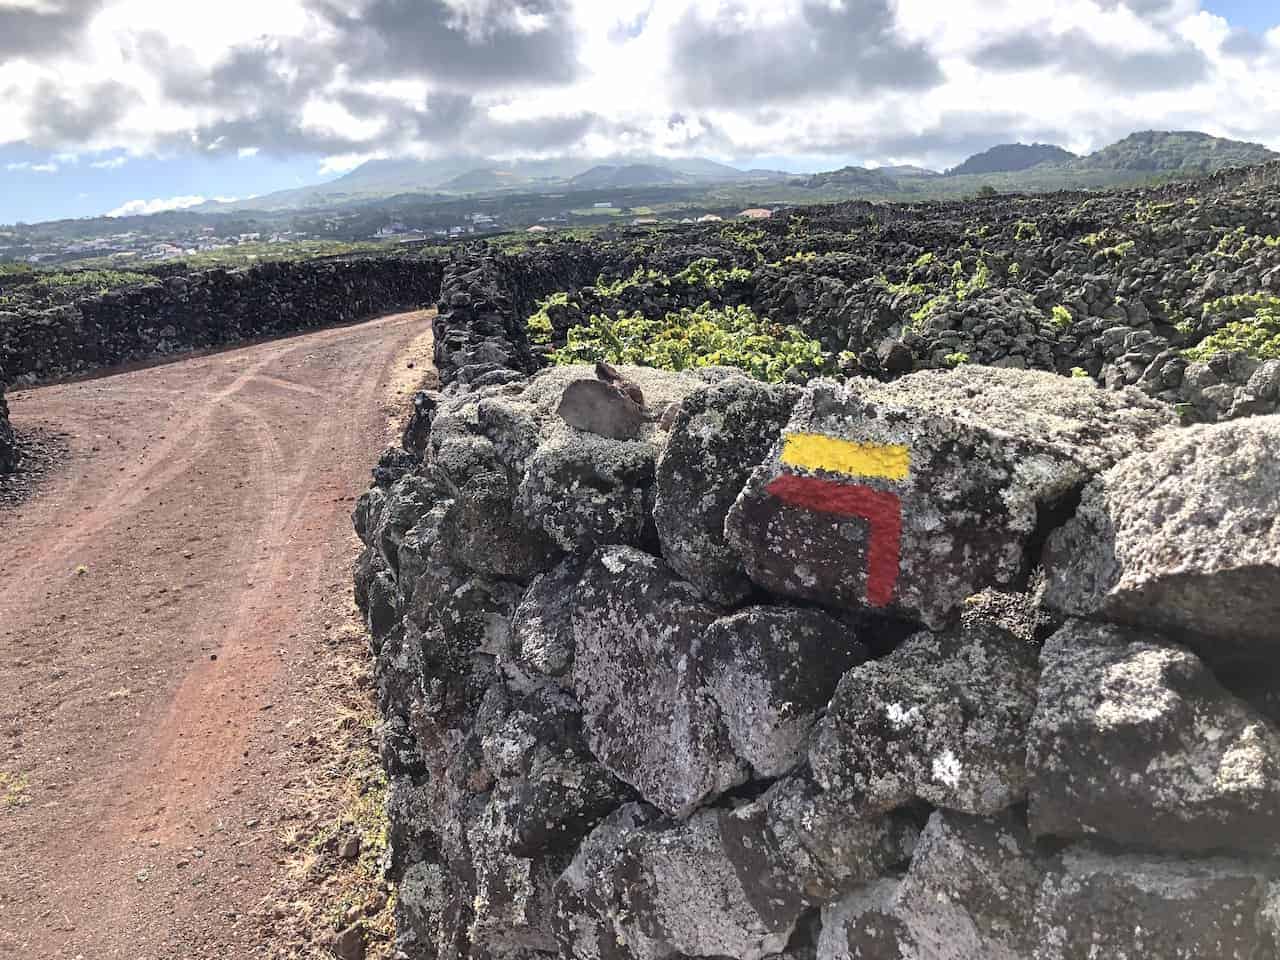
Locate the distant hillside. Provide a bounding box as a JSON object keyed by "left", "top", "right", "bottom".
{"left": 878, "top": 164, "right": 941, "bottom": 178}
{"left": 800, "top": 166, "right": 900, "bottom": 191}
{"left": 204, "top": 153, "right": 767, "bottom": 211}
{"left": 439, "top": 168, "right": 533, "bottom": 193}
{"left": 568, "top": 164, "right": 693, "bottom": 190}
{"left": 948, "top": 143, "right": 1078, "bottom": 177}
{"left": 1076, "top": 130, "right": 1279, "bottom": 173}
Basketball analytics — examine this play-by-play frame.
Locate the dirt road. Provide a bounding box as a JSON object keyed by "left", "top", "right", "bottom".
{"left": 0, "top": 311, "right": 436, "bottom": 958}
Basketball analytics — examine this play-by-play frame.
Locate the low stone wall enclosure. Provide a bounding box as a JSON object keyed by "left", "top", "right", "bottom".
{"left": 0, "top": 254, "right": 446, "bottom": 474}
{"left": 0, "top": 384, "right": 14, "bottom": 473}
{"left": 355, "top": 250, "right": 1280, "bottom": 959}
{"left": 0, "top": 256, "right": 447, "bottom": 386}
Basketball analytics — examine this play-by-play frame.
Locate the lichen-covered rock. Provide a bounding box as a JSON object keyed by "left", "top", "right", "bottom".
{"left": 396, "top": 860, "right": 451, "bottom": 960}
{"left": 463, "top": 683, "right": 630, "bottom": 956}
{"left": 554, "top": 801, "right": 824, "bottom": 960}
{"left": 731, "top": 771, "right": 919, "bottom": 904}
{"left": 1032, "top": 850, "right": 1274, "bottom": 960}
{"left": 1044, "top": 416, "right": 1280, "bottom": 691}
{"left": 352, "top": 485, "right": 387, "bottom": 547}
{"left": 372, "top": 621, "right": 427, "bottom": 781}
{"left": 395, "top": 500, "right": 453, "bottom": 607}
{"left": 0, "top": 381, "right": 16, "bottom": 474}
{"left": 623, "top": 810, "right": 808, "bottom": 959}
{"left": 817, "top": 810, "right": 1042, "bottom": 960}
{"left": 654, "top": 376, "right": 801, "bottom": 603}
{"left": 508, "top": 557, "right": 586, "bottom": 686}
{"left": 552, "top": 803, "right": 664, "bottom": 960}
{"left": 893, "top": 810, "right": 1042, "bottom": 959}
{"left": 1027, "top": 619, "right": 1280, "bottom": 855}
{"left": 557, "top": 377, "right": 645, "bottom": 439}
{"left": 371, "top": 445, "right": 422, "bottom": 488}
{"left": 428, "top": 393, "right": 560, "bottom": 582}
{"left": 372, "top": 472, "right": 443, "bottom": 573}
{"left": 811, "top": 616, "right": 1039, "bottom": 816}
{"left": 572, "top": 546, "right": 745, "bottom": 817}
{"left": 429, "top": 365, "right": 720, "bottom": 574}
{"left": 518, "top": 430, "right": 658, "bottom": 554}
{"left": 698, "top": 606, "right": 867, "bottom": 777}
{"left": 817, "top": 879, "right": 914, "bottom": 960}
{"left": 726, "top": 368, "right": 1173, "bottom": 628}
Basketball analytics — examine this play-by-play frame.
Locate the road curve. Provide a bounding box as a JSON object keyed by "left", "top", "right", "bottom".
{"left": 0, "top": 310, "right": 436, "bottom": 958}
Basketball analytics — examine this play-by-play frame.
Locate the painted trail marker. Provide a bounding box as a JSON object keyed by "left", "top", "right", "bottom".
{"left": 765, "top": 434, "right": 910, "bottom": 607}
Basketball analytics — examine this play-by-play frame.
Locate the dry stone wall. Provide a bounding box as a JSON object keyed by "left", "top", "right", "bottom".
{"left": 0, "top": 255, "right": 446, "bottom": 386}
{"left": 0, "top": 380, "right": 14, "bottom": 473}
{"left": 0, "top": 253, "right": 445, "bottom": 475}
{"left": 354, "top": 248, "right": 1280, "bottom": 959}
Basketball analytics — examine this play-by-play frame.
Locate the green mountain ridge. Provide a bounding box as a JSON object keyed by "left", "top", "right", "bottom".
{"left": 1072, "top": 130, "right": 1279, "bottom": 172}
{"left": 948, "top": 143, "right": 1078, "bottom": 176}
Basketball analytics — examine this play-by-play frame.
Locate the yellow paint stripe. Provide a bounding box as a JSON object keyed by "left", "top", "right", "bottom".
{"left": 780, "top": 433, "right": 910, "bottom": 481}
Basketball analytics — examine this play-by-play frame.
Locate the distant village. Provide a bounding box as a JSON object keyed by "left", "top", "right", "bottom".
{"left": 0, "top": 201, "right": 777, "bottom": 267}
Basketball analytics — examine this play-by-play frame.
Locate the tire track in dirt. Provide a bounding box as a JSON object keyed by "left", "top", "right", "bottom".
{"left": 0, "top": 310, "right": 436, "bottom": 958}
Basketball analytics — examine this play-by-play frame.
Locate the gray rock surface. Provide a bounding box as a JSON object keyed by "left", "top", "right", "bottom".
{"left": 0, "top": 382, "right": 15, "bottom": 474}
{"left": 572, "top": 546, "right": 745, "bottom": 816}
{"left": 654, "top": 376, "right": 801, "bottom": 603}
{"left": 553, "top": 803, "right": 664, "bottom": 960}
{"left": 508, "top": 556, "right": 585, "bottom": 686}
{"left": 616, "top": 809, "right": 808, "bottom": 959}
{"left": 430, "top": 365, "right": 721, "bottom": 569}
{"left": 817, "top": 810, "right": 1042, "bottom": 960}
{"left": 554, "top": 794, "right": 910, "bottom": 960}
{"left": 1044, "top": 416, "right": 1280, "bottom": 690}
{"left": 740, "top": 772, "right": 920, "bottom": 903}
{"left": 726, "top": 368, "right": 1173, "bottom": 628}
{"left": 462, "top": 683, "right": 629, "bottom": 956}
{"left": 351, "top": 484, "right": 386, "bottom": 546}
{"left": 1027, "top": 619, "right": 1280, "bottom": 855}
{"left": 517, "top": 430, "right": 657, "bottom": 554}
{"left": 817, "top": 879, "right": 915, "bottom": 960}
{"left": 893, "top": 811, "right": 1042, "bottom": 959}
{"left": 811, "top": 616, "right": 1039, "bottom": 816}
{"left": 1032, "top": 849, "right": 1274, "bottom": 960}
{"left": 372, "top": 473, "right": 442, "bottom": 574}
{"left": 558, "top": 377, "right": 645, "bottom": 439}
{"left": 698, "top": 606, "right": 867, "bottom": 778}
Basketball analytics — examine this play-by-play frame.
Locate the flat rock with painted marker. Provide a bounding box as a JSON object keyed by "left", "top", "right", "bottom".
{"left": 724, "top": 367, "right": 1174, "bottom": 628}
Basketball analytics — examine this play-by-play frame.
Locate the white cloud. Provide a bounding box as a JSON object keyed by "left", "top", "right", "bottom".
{"left": 0, "top": 0, "right": 1276, "bottom": 168}
{"left": 91, "top": 156, "right": 128, "bottom": 169}
{"left": 107, "top": 194, "right": 207, "bottom": 217}
{"left": 5, "top": 160, "right": 58, "bottom": 173}
{"left": 318, "top": 151, "right": 386, "bottom": 176}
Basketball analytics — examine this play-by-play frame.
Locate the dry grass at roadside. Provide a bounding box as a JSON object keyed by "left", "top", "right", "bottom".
{"left": 258, "top": 321, "right": 435, "bottom": 960}
{"left": 260, "top": 600, "right": 395, "bottom": 960}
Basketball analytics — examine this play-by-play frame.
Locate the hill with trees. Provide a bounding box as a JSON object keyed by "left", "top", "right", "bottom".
{"left": 947, "top": 143, "right": 1078, "bottom": 176}
{"left": 1075, "top": 130, "right": 1279, "bottom": 173}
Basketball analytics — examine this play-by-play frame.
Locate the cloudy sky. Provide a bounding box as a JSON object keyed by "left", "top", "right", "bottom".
{"left": 1, "top": 0, "right": 1277, "bottom": 223}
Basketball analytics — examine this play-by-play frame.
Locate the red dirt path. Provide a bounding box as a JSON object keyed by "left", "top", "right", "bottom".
{"left": 0, "top": 310, "right": 436, "bottom": 958}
